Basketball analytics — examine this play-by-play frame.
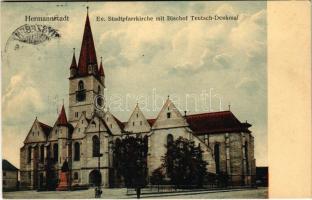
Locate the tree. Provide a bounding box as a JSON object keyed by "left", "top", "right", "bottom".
{"left": 113, "top": 135, "right": 148, "bottom": 188}
{"left": 161, "top": 137, "right": 207, "bottom": 188}
{"left": 150, "top": 167, "right": 165, "bottom": 185}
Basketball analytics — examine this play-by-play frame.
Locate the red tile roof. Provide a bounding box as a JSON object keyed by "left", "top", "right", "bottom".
{"left": 38, "top": 121, "right": 52, "bottom": 137}
{"left": 77, "top": 13, "right": 98, "bottom": 76}
{"left": 70, "top": 51, "right": 77, "bottom": 69}
{"left": 99, "top": 58, "right": 105, "bottom": 77}
{"left": 147, "top": 119, "right": 156, "bottom": 126}
{"left": 145, "top": 111, "right": 251, "bottom": 134}
{"left": 185, "top": 111, "right": 251, "bottom": 134}
{"left": 57, "top": 105, "right": 68, "bottom": 126}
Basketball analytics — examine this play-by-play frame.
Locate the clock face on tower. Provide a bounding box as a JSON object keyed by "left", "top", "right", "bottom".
{"left": 97, "top": 97, "right": 103, "bottom": 107}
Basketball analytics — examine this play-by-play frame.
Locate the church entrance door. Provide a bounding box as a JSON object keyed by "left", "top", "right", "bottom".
{"left": 89, "top": 170, "right": 102, "bottom": 187}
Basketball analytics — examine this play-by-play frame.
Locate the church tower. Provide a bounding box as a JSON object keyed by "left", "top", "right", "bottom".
{"left": 68, "top": 9, "right": 105, "bottom": 126}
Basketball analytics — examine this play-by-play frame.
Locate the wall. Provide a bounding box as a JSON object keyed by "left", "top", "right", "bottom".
{"left": 3, "top": 170, "right": 18, "bottom": 191}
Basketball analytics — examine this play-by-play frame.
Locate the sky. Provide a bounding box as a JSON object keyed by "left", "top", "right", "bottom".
{"left": 1, "top": 2, "right": 267, "bottom": 168}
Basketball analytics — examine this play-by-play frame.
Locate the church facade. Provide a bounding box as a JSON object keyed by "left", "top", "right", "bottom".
{"left": 20, "top": 12, "right": 256, "bottom": 190}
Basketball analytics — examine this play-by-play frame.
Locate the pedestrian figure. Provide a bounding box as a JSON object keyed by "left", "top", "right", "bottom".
{"left": 136, "top": 187, "right": 141, "bottom": 199}
{"left": 95, "top": 187, "right": 102, "bottom": 198}
{"left": 95, "top": 187, "right": 98, "bottom": 198}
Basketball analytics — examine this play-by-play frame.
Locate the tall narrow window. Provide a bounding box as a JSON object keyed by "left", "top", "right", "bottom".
{"left": 74, "top": 142, "right": 80, "bottom": 161}
{"left": 166, "top": 134, "right": 174, "bottom": 177}
{"left": 77, "top": 81, "right": 86, "bottom": 101}
{"left": 47, "top": 145, "right": 51, "bottom": 159}
{"left": 78, "top": 80, "right": 84, "bottom": 90}
{"left": 244, "top": 141, "right": 249, "bottom": 174}
{"left": 167, "top": 112, "right": 171, "bottom": 119}
{"left": 214, "top": 143, "right": 220, "bottom": 174}
{"left": 167, "top": 134, "right": 173, "bottom": 145}
{"left": 27, "top": 146, "right": 32, "bottom": 163}
{"left": 40, "top": 145, "right": 44, "bottom": 163}
{"left": 53, "top": 143, "right": 58, "bottom": 163}
{"left": 92, "top": 135, "right": 100, "bottom": 157}
{"left": 74, "top": 172, "right": 79, "bottom": 180}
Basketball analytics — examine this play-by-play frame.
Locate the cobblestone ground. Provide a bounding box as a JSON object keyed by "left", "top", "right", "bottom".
{"left": 3, "top": 187, "right": 268, "bottom": 199}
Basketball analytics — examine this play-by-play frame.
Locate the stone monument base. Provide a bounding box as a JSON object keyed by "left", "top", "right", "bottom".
{"left": 56, "top": 172, "right": 69, "bottom": 191}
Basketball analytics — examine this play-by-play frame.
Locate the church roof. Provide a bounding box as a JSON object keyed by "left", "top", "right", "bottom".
{"left": 185, "top": 111, "right": 251, "bottom": 134}
{"left": 38, "top": 121, "right": 52, "bottom": 137}
{"left": 77, "top": 12, "right": 98, "bottom": 76}
{"left": 112, "top": 115, "right": 125, "bottom": 130}
{"left": 57, "top": 105, "right": 68, "bottom": 126}
{"left": 2, "top": 159, "right": 18, "bottom": 171}
{"left": 143, "top": 111, "right": 251, "bottom": 134}
{"left": 147, "top": 119, "right": 156, "bottom": 126}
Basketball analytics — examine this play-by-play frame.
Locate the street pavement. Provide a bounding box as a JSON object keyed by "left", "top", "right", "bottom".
{"left": 3, "top": 187, "right": 268, "bottom": 199}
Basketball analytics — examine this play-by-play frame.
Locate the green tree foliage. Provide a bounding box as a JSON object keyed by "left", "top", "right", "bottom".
{"left": 113, "top": 135, "right": 148, "bottom": 188}
{"left": 162, "top": 136, "right": 208, "bottom": 188}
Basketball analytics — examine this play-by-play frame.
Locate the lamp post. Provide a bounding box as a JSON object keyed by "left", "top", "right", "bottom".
{"left": 91, "top": 118, "right": 102, "bottom": 198}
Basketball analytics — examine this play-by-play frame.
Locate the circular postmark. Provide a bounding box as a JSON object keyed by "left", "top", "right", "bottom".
{"left": 5, "top": 24, "right": 61, "bottom": 52}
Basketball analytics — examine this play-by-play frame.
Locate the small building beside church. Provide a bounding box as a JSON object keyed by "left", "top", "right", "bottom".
{"left": 2, "top": 159, "right": 19, "bottom": 191}
{"left": 19, "top": 10, "right": 256, "bottom": 190}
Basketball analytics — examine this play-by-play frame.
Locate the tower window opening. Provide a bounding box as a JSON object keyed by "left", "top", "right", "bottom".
{"left": 76, "top": 81, "right": 86, "bottom": 102}
{"left": 78, "top": 80, "right": 84, "bottom": 91}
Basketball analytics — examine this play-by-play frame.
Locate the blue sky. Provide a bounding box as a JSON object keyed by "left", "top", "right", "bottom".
{"left": 1, "top": 2, "right": 267, "bottom": 168}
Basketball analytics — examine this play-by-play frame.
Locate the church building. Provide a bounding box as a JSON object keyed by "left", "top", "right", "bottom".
{"left": 19, "top": 10, "right": 256, "bottom": 190}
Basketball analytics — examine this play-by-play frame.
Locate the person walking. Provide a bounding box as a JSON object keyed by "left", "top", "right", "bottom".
{"left": 136, "top": 187, "right": 141, "bottom": 199}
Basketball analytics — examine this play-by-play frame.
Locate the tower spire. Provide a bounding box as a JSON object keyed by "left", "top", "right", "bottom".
{"left": 70, "top": 48, "right": 77, "bottom": 69}
{"left": 77, "top": 8, "right": 98, "bottom": 76}
{"left": 57, "top": 105, "right": 68, "bottom": 126}
{"left": 99, "top": 56, "right": 105, "bottom": 77}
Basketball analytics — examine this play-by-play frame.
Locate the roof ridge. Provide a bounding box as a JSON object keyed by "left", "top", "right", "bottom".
{"left": 186, "top": 110, "right": 232, "bottom": 117}
{"left": 38, "top": 121, "right": 52, "bottom": 128}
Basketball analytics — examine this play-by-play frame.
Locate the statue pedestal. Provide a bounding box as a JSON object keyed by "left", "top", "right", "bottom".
{"left": 56, "top": 172, "right": 69, "bottom": 191}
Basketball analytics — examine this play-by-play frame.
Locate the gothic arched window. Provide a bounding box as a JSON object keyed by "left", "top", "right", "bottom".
{"left": 92, "top": 135, "right": 100, "bottom": 157}
{"left": 40, "top": 145, "right": 44, "bottom": 163}
{"left": 76, "top": 81, "right": 86, "bottom": 102}
{"left": 167, "top": 134, "right": 174, "bottom": 146}
{"left": 53, "top": 143, "right": 58, "bottom": 163}
{"left": 166, "top": 134, "right": 174, "bottom": 177}
{"left": 214, "top": 143, "right": 220, "bottom": 174}
{"left": 47, "top": 145, "right": 51, "bottom": 159}
{"left": 74, "top": 142, "right": 80, "bottom": 161}
{"left": 74, "top": 172, "right": 79, "bottom": 180}
{"left": 244, "top": 141, "right": 249, "bottom": 174}
{"left": 27, "top": 146, "right": 32, "bottom": 163}
{"left": 78, "top": 80, "right": 84, "bottom": 91}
